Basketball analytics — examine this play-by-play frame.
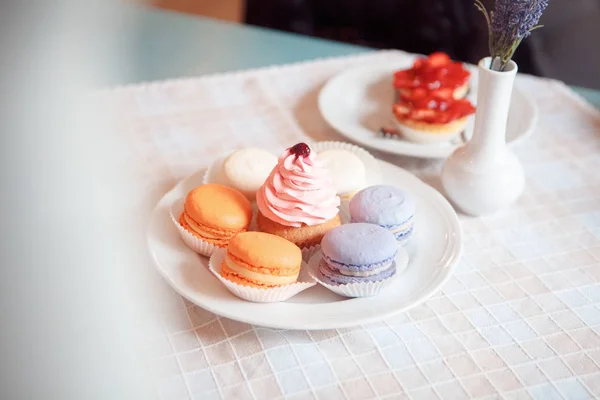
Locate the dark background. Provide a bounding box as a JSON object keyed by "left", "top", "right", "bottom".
{"left": 245, "top": 0, "right": 600, "bottom": 89}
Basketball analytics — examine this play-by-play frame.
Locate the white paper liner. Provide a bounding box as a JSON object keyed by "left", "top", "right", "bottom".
{"left": 169, "top": 198, "right": 222, "bottom": 257}
{"left": 307, "top": 249, "right": 409, "bottom": 298}
{"left": 339, "top": 201, "right": 351, "bottom": 224}
{"left": 301, "top": 244, "right": 320, "bottom": 262}
{"left": 248, "top": 203, "right": 259, "bottom": 232}
{"left": 209, "top": 248, "right": 316, "bottom": 303}
{"left": 311, "top": 141, "right": 382, "bottom": 187}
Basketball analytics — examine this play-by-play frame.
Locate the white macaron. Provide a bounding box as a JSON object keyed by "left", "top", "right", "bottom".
{"left": 318, "top": 149, "right": 367, "bottom": 200}
{"left": 223, "top": 148, "right": 278, "bottom": 200}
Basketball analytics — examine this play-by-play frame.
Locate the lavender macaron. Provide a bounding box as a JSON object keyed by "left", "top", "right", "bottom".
{"left": 349, "top": 185, "right": 415, "bottom": 245}
{"left": 319, "top": 223, "right": 397, "bottom": 286}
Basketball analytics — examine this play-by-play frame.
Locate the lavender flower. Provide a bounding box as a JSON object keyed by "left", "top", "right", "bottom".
{"left": 475, "top": 0, "right": 550, "bottom": 71}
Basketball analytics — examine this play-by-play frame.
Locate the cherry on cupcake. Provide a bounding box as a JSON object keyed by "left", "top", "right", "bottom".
{"left": 290, "top": 142, "right": 311, "bottom": 158}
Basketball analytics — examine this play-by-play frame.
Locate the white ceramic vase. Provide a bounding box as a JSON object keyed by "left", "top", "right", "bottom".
{"left": 441, "top": 57, "right": 525, "bottom": 216}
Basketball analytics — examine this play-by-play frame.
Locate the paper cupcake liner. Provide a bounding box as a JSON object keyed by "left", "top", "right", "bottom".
{"left": 311, "top": 141, "right": 382, "bottom": 187}
{"left": 301, "top": 244, "right": 320, "bottom": 262}
{"left": 248, "top": 203, "right": 259, "bottom": 232}
{"left": 338, "top": 202, "right": 351, "bottom": 224}
{"left": 209, "top": 248, "right": 316, "bottom": 303}
{"left": 169, "top": 198, "right": 222, "bottom": 257}
{"left": 307, "top": 250, "right": 409, "bottom": 298}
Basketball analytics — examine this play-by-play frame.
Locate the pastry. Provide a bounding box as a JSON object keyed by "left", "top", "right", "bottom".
{"left": 393, "top": 52, "right": 471, "bottom": 99}
{"left": 220, "top": 232, "right": 302, "bottom": 288}
{"left": 318, "top": 149, "right": 367, "bottom": 200}
{"left": 392, "top": 88, "right": 475, "bottom": 144}
{"left": 350, "top": 185, "right": 415, "bottom": 245}
{"left": 223, "top": 148, "right": 278, "bottom": 200}
{"left": 256, "top": 142, "right": 341, "bottom": 248}
{"left": 179, "top": 184, "right": 252, "bottom": 247}
{"left": 319, "top": 223, "right": 397, "bottom": 285}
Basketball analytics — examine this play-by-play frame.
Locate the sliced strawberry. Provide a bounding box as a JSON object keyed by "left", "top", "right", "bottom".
{"left": 393, "top": 103, "right": 410, "bottom": 115}
{"left": 434, "top": 88, "right": 454, "bottom": 99}
{"left": 427, "top": 52, "right": 451, "bottom": 67}
{"left": 411, "top": 109, "right": 437, "bottom": 120}
{"left": 411, "top": 88, "right": 428, "bottom": 99}
{"left": 413, "top": 58, "right": 426, "bottom": 69}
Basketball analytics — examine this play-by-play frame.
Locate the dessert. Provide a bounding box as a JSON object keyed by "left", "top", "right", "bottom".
{"left": 393, "top": 52, "right": 471, "bottom": 99}
{"left": 392, "top": 88, "right": 476, "bottom": 144}
{"left": 220, "top": 232, "right": 302, "bottom": 288}
{"left": 350, "top": 185, "right": 415, "bottom": 245}
{"left": 223, "top": 148, "right": 278, "bottom": 200}
{"left": 318, "top": 149, "right": 367, "bottom": 200}
{"left": 179, "top": 184, "right": 252, "bottom": 247}
{"left": 319, "top": 223, "right": 397, "bottom": 285}
{"left": 256, "top": 142, "right": 341, "bottom": 248}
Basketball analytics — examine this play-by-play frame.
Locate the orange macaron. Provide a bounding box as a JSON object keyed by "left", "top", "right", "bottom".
{"left": 180, "top": 184, "right": 252, "bottom": 247}
{"left": 221, "top": 232, "right": 302, "bottom": 288}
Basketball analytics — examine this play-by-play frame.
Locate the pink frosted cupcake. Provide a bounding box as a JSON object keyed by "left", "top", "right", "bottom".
{"left": 256, "top": 143, "right": 341, "bottom": 248}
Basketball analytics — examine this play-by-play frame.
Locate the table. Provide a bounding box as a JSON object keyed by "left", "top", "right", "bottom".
{"left": 131, "top": 7, "right": 600, "bottom": 109}
{"left": 113, "top": 5, "right": 600, "bottom": 400}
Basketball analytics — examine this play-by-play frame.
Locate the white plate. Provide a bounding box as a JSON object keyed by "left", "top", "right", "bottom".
{"left": 318, "top": 63, "right": 538, "bottom": 159}
{"left": 147, "top": 159, "right": 462, "bottom": 330}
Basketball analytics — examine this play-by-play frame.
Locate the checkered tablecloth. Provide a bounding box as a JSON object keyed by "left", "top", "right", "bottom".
{"left": 100, "top": 51, "right": 600, "bottom": 399}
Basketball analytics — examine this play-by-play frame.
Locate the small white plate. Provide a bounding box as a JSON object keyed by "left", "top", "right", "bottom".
{"left": 318, "top": 63, "right": 538, "bottom": 159}
{"left": 147, "top": 156, "right": 462, "bottom": 330}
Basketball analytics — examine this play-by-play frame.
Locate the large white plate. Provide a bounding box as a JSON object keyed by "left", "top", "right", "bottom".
{"left": 319, "top": 63, "right": 538, "bottom": 159}
{"left": 147, "top": 160, "right": 462, "bottom": 330}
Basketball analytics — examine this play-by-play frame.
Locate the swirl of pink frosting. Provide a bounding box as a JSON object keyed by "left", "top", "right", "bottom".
{"left": 256, "top": 148, "right": 340, "bottom": 227}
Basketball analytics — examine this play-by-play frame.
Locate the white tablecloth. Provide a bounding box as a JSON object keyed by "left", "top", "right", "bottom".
{"left": 101, "top": 51, "right": 600, "bottom": 399}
